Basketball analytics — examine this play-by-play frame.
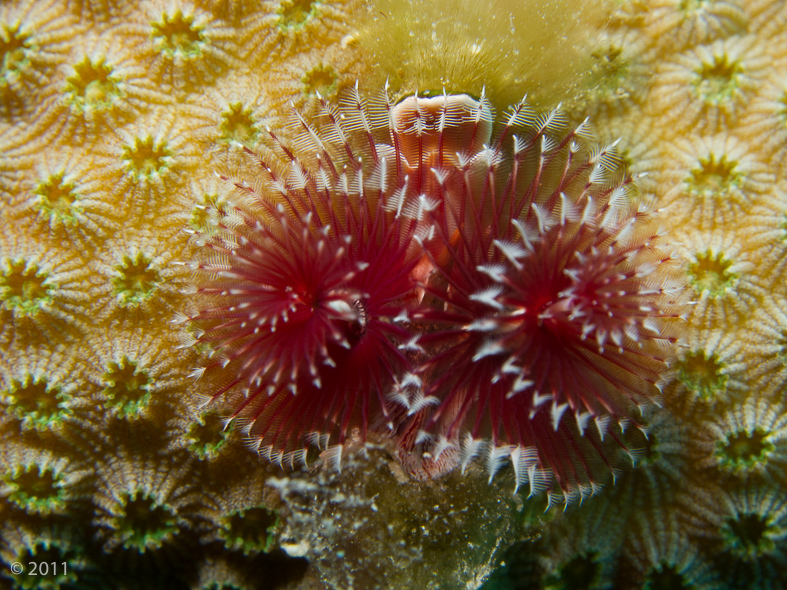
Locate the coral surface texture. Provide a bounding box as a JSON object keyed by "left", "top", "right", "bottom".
{"left": 1, "top": 0, "right": 787, "bottom": 589}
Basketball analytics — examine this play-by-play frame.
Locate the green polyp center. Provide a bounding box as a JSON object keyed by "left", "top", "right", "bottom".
{"left": 302, "top": 63, "right": 337, "bottom": 96}
{"left": 638, "top": 432, "right": 661, "bottom": 467}
{"left": 589, "top": 44, "right": 630, "bottom": 96}
{"left": 112, "top": 252, "right": 161, "bottom": 307}
{"left": 219, "top": 506, "right": 280, "bottom": 553}
{"left": 2, "top": 375, "right": 71, "bottom": 430}
{"left": 122, "top": 136, "right": 172, "bottom": 181}
{"left": 219, "top": 103, "right": 257, "bottom": 144}
{"left": 776, "top": 329, "right": 787, "bottom": 359}
{"left": 111, "top": 490, "right": 179, "bottom": 552}
{"left": 687, "top": 250, "right": 737, "bottom": 297}
{"left": 723, "top": 512, "right": 776, "bottom": 558}
{"left": 545, "top": 553, "right": 599, "bottom": 590}
{"left": 644, "top": 563, "right": 688, "bottom": 590}
{"left": 13, "top": 542, "right": 78, "bottom": 588}
{"left": 152, "top": 10, "right": 205, "bottom": 57}
{"left": 715, "top": 428, "right": 774, "bottom": 471}
{"left": 186, "top": 413, "right": 229, "bottom": 459}
{"left": 5, "top": 464, "right": 66, "bottom": 514}
{"left": 695, "top": 53, "right": 742, "bottom": 104}
{"left": 679, "top": 0, "right": 718, "bottom": 12}
{"left": 776, "top": 91, "right": 787, "bottom": 125}
{"left": 102, "top": 357, "right": 152, "bottom": 418}
{"left": 677, "top": 351, "right": 727, "bottom": 400}
{"left": 35, "top": 172, "right": 83, "bottom": 226}
{"left": 65, "top": 56, "right": 123, "bottom": 112}
{"left": 687, "top": 153, "right": 741, "bottom": 197}
{"left": 0, "top": 24, "right": 31, "bottom": 80}
{"left": 277, "top": 0, "right": 320, "bottom": 30}
{"left": 0, "top": 259, "right": 54, "bottom": 316}
{"left": 190, "top": 194, "right": 220, "bottom": 232}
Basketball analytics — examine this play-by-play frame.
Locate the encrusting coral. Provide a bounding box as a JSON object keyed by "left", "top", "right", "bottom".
{"left": 1, "top": 0, "right": 787, "bottom": 589}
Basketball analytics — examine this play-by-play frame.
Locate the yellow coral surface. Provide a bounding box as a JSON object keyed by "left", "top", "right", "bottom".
{"left": 1, "top": 0, "right": 787, "bottom": 589}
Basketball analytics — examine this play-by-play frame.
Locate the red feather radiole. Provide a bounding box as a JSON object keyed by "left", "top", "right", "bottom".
{"left": 185, "top": 84, "right": 685, "bottom": 502}
{"left": 185, "top": 84, "right": 431, "bottom": 469}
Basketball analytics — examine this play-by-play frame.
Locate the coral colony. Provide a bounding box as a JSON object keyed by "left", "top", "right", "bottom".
{"left": 187, "top": 85, "right": 685, "bottom": 505}
{"left": 5, "top": 0, "right": 787, "bottom": 587}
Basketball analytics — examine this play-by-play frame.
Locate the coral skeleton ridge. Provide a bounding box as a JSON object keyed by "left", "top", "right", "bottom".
{"left": 1, "top": 0, "right": 787, "bottom": 589}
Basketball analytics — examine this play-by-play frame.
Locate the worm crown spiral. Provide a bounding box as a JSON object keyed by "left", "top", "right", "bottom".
{"left": 185, "top": 85, "right": 685, "bottom": 499}
{"left": 404, "top": 92, "right": 686, "bottom": 504}
{"left": 185, "top": 84, "right": 430, "bottom": 469}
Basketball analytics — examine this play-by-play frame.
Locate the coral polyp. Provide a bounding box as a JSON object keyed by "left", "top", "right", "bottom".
{"left": 5, "top": 0, "right": 787, "bottom": 587}
{"left": 404, "top": 93, "right": 686, "bottom": 501}
{"left": 186, "top": 85, "right": 428, "bottom": 467}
